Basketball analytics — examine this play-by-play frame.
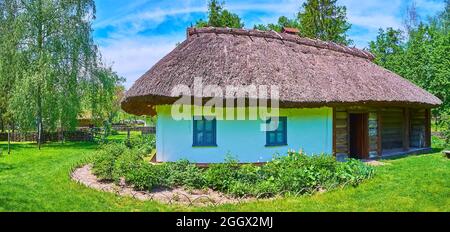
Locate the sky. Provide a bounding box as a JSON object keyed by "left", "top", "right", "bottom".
{"left": 93, "top": 0, "right": 446, "bottom": 89}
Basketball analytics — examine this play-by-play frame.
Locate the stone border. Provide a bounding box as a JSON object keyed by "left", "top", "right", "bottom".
{"left": 71, "top": 164, "right": 255, "bottom": 206}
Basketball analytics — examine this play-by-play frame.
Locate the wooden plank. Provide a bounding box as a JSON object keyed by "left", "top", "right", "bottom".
{"left": 425, "top": 109, "right": 431, "bottom": 147}
{"left": 377, "top": 110, "right": 382, "bottom": 158}
{"left": 347, "top": 109, "right": 350, "bottom": 156}
{"left": 403, "top": 108, "right": 410, "bottom": 151}
{"left": 333, "top": 107, "right": 336, "bottom": 156}
{"left": 335, "top": 119, "right": 347, "bottom": 127}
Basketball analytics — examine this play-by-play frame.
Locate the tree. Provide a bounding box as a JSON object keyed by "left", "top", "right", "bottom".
{"left": 0, "top": 0, "right": 24, "bottom": 153}
{"left": 369, "top": 28, "right": 406, "bottom": 76}
{"left": 1, "top": 0, "right": 121, "bottom": 149}
{"left": 254, "top": 16, "right": 300, "bottom": 32}
{"left": 86, "top": 65, "right": 124, "bottom": 128}
{"left": 298, "top": 0, "right": 352, "bottom": 45}
{"left": 403, "top": 1, "right": 420, "bottom": 35}
{"left": 369, "top": 1, "right": 450, "bottom": 119}
{"left": 195, "top": 0, "right": 244, "bottom": 28}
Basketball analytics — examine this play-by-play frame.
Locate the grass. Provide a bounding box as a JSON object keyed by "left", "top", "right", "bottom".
{"left": 0, "top": 139, "right": 449, "bottom": 212}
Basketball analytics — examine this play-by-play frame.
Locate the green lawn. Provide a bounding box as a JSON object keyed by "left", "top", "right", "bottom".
{"left": 0, "top": 140, "right": 449, "bottom": 212}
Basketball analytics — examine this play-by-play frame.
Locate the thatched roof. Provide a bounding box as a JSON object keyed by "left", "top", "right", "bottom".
{"left": 122, "top": 27, "right": 442, "bottom": 116}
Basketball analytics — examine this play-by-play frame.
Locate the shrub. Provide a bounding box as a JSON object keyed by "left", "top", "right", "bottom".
{"left": 442, "top": 115, "right": 450, "bottom": 148}
{"left": 91, "top": 143, "right": 127, "bottom": 180}
{"left": 228, "top": 181, "right": 254, "bottom": 197}
{"left": 252, "top": 180, "right": 280, "bottom": 197}
{"left": 260, "top": 153, "right": 337, "bottom": 193}
{"left": 336, "top": 159, "right": 375, "bottom": 186}
{"left": 204, "top": 158, "right": 240, "bottom": 192}
{"left": 160, "top": 160, "right": 206, "bottom": 189}
{"left": 112, "top": 149, "right": 146, "bottom": 183}
{"left": 91, "top": 146, "right": 374, "bottom": 198}
{"left": 124, "top": 162, "right": 160, "bottom": 190}
{"left": 126, "top": 135, "right": 155, "bottom": 154}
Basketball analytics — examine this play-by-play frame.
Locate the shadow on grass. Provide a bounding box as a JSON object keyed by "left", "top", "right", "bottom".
{"left": 0, "top": 141, "right": 98, "bottom": 152}
{"left": 0, "top": 163, "right": 15, "bottom": 172}
{"left": 382, "top": 147, "right": 444, "bottom": 161}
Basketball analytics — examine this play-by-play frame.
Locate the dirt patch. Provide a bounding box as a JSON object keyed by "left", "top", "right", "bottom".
{"left": 364, "top": 160, "right": 388, "bottom": 166}
{"left": 71, "top": 165, "right": 253, "bottom": 206}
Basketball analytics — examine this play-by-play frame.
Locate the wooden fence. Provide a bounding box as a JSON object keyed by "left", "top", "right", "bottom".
{"left": 0, "top": 126, "right": 156, "bottom": 142}
{"left": 0, "top": 131, "right": 93, "bottom": 142}
{"left": 112, "top": 126, "right": 155, "bottom": 134}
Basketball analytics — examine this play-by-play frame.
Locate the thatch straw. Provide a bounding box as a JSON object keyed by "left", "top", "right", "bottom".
{"left": 122, "top": 27, "right": 442, "bottom": 115}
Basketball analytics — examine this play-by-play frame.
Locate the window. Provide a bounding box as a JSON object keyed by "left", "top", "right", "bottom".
{"left": 193, "top": 116, "right": 217, "bottom": 147}
{"left": 266, "top": 117, "right": 287, "bottom": 146}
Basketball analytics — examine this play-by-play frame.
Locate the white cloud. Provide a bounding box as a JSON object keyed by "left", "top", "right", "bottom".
{"left": 98, "top": 35, "right": 184, "bottom": 89}
{"left": 94, "top": 0, "right": 446, "bottom": 88}
{"left": 94, "top": 6, "right": 207, "bottom": 29}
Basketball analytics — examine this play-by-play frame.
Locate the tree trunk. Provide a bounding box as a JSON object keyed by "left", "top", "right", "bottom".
{"left": 7, "top": 124, "right": 11, "bottom": 155}
{"left": 37, "top": 86, "right": 43, "bottom": 150}
{"left": 37, "top": 0, "right": 43, "bottom": 150}
{"left": 0, "top": 117, "right": 4, "bottom": 133}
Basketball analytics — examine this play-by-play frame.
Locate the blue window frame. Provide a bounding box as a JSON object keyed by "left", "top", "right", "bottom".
{"left": 193, "top": 116, "right": 217, "bottom": 147}
{"left": 266, "top": 117, "right": 288, "bottom": 146}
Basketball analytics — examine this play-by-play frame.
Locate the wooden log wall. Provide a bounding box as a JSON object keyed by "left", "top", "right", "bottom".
{"left": 334, "top": 107, "right": 349, "bottom": 156}
{"left": 368, "top": 112, "right": 379, "bottom": 158}
{"left": 380, "top": 108, "right": 404, "bottom": 150}
{"left": 410, "top": 108, "right": 426, "bottom": 148}
{"left": 333, "top": 106, "right": 431, "bottom": 158}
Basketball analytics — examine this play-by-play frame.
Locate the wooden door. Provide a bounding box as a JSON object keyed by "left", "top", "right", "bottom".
{"left": 349, "top": 113, "right": 369, "bottom": 159}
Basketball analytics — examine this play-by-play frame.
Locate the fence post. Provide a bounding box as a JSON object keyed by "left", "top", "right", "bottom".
{"left": 7, "top": 126, "right": 10, "bottom": 155}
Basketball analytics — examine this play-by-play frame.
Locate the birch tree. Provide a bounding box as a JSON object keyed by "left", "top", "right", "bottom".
{"left": 2, "top": 0, "right": 120, "bottom": 149}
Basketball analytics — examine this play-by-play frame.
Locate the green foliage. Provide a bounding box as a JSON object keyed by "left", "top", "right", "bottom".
{"left": 336, "top": 159, "right": 375, "bottom": 186}
{"left": 124, "top": 164, "right": 159, "bottom": 191}
{"left": 195, "top": 0, "right": 243, "bottom": 28}
{"left": 369, "top": 28, "right": 406, "bottom": 74}
{"left": 369, "top": 2, "right": 450, "bottom": 117}
{"left": 253, "top": 0, "right": 352, "bottom": 45}
{"left": 126, "top": 135, "right": 156, "bottom": 154}
{"left": 204, "top": 158, "right": 240, "bottom": 191}
{"left": 298, "top": 0, "right": 353, "bottom": 45}
{"left": 112, "top": 148, "right": 145, "bottom": 182}
{"left": 160, "top": 160, "right": 206, "bottom": 189}
{"left": 0, "top": 0, "right": 123, "bottom": 144}
{"left": 254, "top": 16, "right": 300, "bottom": 32}
{"left": 441, "top": 114, "right": 450, "bottom": 147}
{"left": 91, "top": 143, "right": 127, "bottom": 180}
{"left": 1, "top": 141, "right": 449, "bottom": 211}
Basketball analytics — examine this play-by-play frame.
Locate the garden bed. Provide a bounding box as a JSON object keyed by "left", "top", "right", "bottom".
{"left": 71, "top": 164, "right": 252, "bottom": 206}
{"left": 77, "top": 138, "right": 375, "bottom": 206}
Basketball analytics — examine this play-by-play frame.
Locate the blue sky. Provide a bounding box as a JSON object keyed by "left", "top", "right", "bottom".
{"left": 93, "top": 0, "right": 446, "bottom": 89}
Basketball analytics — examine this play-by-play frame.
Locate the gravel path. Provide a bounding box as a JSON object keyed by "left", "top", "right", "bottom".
{"left": 71, "top": 165, "right": 251, "bottom": 206}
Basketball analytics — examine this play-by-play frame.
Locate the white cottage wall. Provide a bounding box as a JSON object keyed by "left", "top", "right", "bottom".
{"left": 156, "top": 106, "right": 333, "bottom": 163}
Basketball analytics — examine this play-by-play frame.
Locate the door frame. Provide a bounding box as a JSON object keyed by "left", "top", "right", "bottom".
{"left": 348, "top": 112, "right": 369, "bottom": 159}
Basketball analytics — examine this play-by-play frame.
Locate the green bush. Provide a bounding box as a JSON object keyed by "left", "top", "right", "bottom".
{"left": 204, "top": 158, "right": 240, "bottom": 192}
{"left": 124, "top": 162, "right": 160, "bottom": 190}
{"left": 91, "top": 143, "right": 127, "bottom": 180}
{"left": 442, "top": 116, "right": 450, "bottom": 148}
{"left": 336, "top": 159, "right": 375, "bottom": 186}
{"left": 91, "top": 146, "right": 374, "bottom": 198}
{"left": 110, "top": 129, "right": 119, "bottom": 136}
{"left": 126, "top": 135, "right": 155, "bottom": 154}
{"left": 112, "top": 149, "right": 145, "bottom": 183}
{"left": 160, "top": 160, "right": 206, "bottom": 189}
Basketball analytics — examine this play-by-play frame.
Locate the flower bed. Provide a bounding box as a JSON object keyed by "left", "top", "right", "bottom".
{"left": 88, "top": 141, "right": 374, "bottom": 199}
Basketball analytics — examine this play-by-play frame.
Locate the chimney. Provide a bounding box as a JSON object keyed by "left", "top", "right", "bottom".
{"left": 281, "top": 27, "right": 299, "bottom": 35}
